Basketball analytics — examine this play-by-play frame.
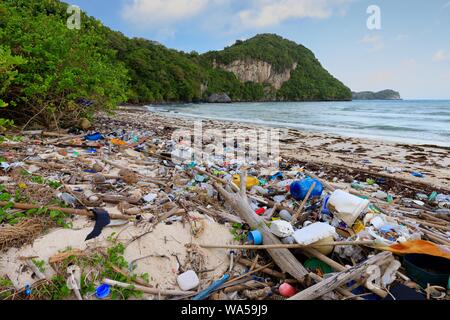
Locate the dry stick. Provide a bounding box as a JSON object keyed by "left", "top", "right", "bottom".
{"left": 248, "top": 195, "right": 297, "bottom": 217}
{"left": 403, "top": 217, "right": 450, "bottom": 232}
{"left": 307, "top": 272, "right": 361, "bottom": 300}
{"left": 291, "top": 182, "right": 316, "bottom": 225}
{"left": 103, "top": 278, "right": 195, "bottom": 296}
{"left": 0, "top": 201, "right": 130, "bottom": 220}
{"left": 197, "top": 206, "right": 243, "bottom": 224}
{"left": 237, "top": 258, "right": 286, "bottom": 279}
{"left": 289, "top": 251, "right": 392, "bottom": 300}
{"left": 401, "top": 220, "right": 450, "bottom": 245}
{"left": 225, "top": 262, "right": 274, "bottom": 285}
{"left": 200, "top": 240, "right": 378, "bottom": 250}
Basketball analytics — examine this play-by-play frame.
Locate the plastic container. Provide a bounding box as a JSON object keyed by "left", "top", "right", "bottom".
{"left": 403, "top": 254, "right": 450, "bottom": 288}
{"left": 279, "top": 283, "right": 297, "bottom": 298}
{"left": 290, "top": 178, "right": 323, "bottom": 201}
{"left": 96, "top": 284, "right": 111, "bottom": 299}
{"left": 255, "top": 207, "right": 266, "bottom": 215}
{"left": 304, "top": 258, "right": 333, "bottom": 274}
{"left": 292, "top": 222, "right": 337, "bottom": 246}
{"left": 248, "top": 230, "right": 263, "bottom": 245}
{"left": 232, "top": 175, "right": 259, "bottom": 189}
{"left": 327, "top": 189, "right": 370, "bottom": 227}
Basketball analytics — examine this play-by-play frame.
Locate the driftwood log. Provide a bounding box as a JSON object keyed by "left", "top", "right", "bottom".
{"left": 213, "top": 171, "right": 309, "bottom": 282}
{"left": 302, "top": 248, "right": 388, "bottom": 298}
{"left": 289, "top": 251, "right": 392, "bottom": 300}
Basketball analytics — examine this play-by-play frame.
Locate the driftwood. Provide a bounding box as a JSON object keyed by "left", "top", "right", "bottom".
{"left": 307, "top": 272, "right": 362, "bottom": 300}
{"left": 103, "top": 278, "right": 195, "bottom": 296}
{"left": 197, "top": 206, "right": 243, "bottom": 224}
{"left": 303, "top": 248, "right": 388, "bottom": 298}
{"left": 0, "top": 201, "right": 130, "bottom": 220}
{"left": 289, "top": 251, "right": 392, "bottom": 300}
{"left": 213, "top": 171, "right": 309, "bottom": 282}
{"left": 100, "top": 195, "right": 141, "bottom": 205}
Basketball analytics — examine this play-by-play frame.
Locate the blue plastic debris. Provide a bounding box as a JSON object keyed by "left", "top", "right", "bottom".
{"left": 85, "top": 132, "right": 103, "bottom": 141}
{"left": 192, "top": 274, "right": 230, "bottom": 300}
{"left": 290, "top": 178, "right": 323, "bottom": 201}
{"left": 411, "top": 172, "right": 425, "bottom": 178}
{"left": 95, "top": 284, "right": 111, "bottom": 299}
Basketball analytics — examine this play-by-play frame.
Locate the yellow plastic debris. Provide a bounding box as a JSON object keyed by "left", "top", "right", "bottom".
{"left": 232, "top": 175, "right": 259, "bottom": 189}
{"left": 18, "top": 182, "right": 27, "bottom": 189}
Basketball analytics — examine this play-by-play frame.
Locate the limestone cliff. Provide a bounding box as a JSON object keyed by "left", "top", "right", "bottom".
{"left": 214, "top": 59, "right": 298, "bottom": 90}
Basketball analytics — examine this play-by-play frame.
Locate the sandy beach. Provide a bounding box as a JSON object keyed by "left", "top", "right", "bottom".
{"left": 0, "top": 106, "right": 449, "bottom": 300}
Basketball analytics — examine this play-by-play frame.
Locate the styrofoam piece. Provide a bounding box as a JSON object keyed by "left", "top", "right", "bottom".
{"left": 292, "top": 222, "right": 337, "bottom": 245}
{"left": 177, "top": 270, "right": 199, "bottom": 291}
{"left": 270, "top": 220, "right": 294, "bottom": 238}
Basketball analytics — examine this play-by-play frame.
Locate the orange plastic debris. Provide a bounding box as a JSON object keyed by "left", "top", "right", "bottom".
{"left": 111, "top": 138, "right": 127, "bottom": 146}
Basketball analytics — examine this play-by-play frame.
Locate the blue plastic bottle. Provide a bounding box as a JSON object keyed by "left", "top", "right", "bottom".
{"left": 290, "top": 178, "right": 323, "bottom": 201}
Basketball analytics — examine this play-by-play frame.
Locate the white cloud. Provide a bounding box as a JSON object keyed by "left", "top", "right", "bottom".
{"left": 122, "top": 0, "right": 210, "bottom": 25}
{"left": 444, "top": 1, "right": 450, "bottom": 8}
{"left": 433, "top": 49, "right": 450, "bottom": 62}
{"left": 361, "top": 34, "right": 384, "bottom": 52}
{"left": 237, "top": 0, "right": 351, "bottom": 29}
{"left": 401, "top": 58, "right": 417, "bottom": 68}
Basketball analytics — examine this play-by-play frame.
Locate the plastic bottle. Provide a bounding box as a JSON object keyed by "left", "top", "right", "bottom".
{"left": 290, "top": 178, "right": 323, "bottom": 201}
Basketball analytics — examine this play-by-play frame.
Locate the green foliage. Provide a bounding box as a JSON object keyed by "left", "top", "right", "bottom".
{"left": 0, "top": 0, "right": 129, "bottom": 128}
{"left": 0, "top": 1, "right": 351, "bottom": 129}
{"left": 32, "top": 259, "right": 46, "bottom": 273}
{"left": 49, "top": 242, "right": 144, "bottom": 300}
{"left": 0, "top": 276, "right": 14, "bottom": 299}
{"left": 0, "top": 45, "right": 25, "bottom": 131}
{"left": 230, "top": 223, "right": 247, "bottom": 242}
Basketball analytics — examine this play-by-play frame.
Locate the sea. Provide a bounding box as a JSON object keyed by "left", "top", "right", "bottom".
{"left": 147, "top": 100, "right": 450, "bottom": 147}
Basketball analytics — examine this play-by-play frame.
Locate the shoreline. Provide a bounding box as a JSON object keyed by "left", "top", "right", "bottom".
{"left": 116, "top": 106, "right": 450, "bottom": 192}
{"left": 125, "top": 104, "right": 450, "bottom": 149}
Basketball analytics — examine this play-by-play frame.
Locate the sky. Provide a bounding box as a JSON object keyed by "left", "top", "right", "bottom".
{"left": 68, "top": 0, "right": 450, "bottom": 99}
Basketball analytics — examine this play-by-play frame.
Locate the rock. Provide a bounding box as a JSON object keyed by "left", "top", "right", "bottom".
{"left": 216, "top": 59, "right": 297, "bottom": 90}
{"left": 207, "top": 93, "right": 231, "bottom": 103}
{"left": 177, "top": 270, "right": 199, "bottom": 291}
{"left": 80, "top": 118, "right": 91, "bottom": 130}
{"left": 352, "top": 90, "right": 401, "bottom": 100}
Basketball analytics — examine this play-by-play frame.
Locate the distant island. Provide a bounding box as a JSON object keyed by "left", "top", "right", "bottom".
{"left": 352, "top": 90, "right": 401, "bottom": 100}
